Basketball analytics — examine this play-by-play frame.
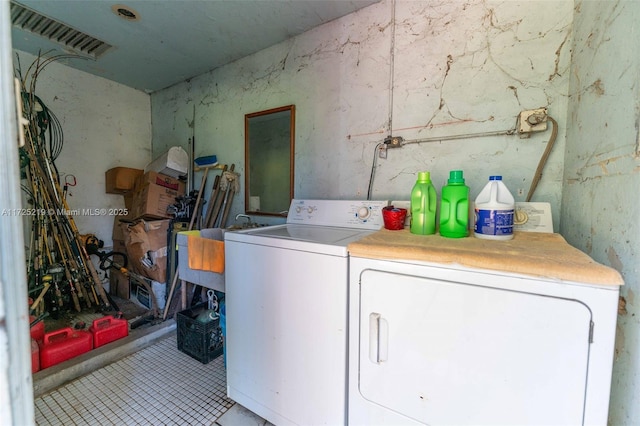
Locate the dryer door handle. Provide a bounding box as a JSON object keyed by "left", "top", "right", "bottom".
{"left": 368, "top": 312, "right": 389, "bottom": 364}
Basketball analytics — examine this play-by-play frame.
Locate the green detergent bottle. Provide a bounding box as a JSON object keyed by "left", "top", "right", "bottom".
{"left": 410, "top": 171, "right": 437, "bottom": 235}
{"left": 439, "top": 170, "right": 470, "bottom": 238}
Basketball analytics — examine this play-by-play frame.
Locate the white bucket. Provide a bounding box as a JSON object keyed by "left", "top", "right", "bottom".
{"left": 474, "top": 176, "right": 515, "bottom": 240}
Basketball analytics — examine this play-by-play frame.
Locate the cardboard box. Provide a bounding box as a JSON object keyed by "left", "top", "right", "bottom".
{"left": 105, "top": 167, "right": 143, "bottom": 194}
{"left": 135, "top": 171, "right": 186, "bottom": 195}
{"left": 122, "top": 219, "right": 170, "bottom": 283}
{"left": 131, "top": 182, "right": 180, "bottom": 220}
{"left": 112, "top": 238, "right": 127, "bottom": 254}
{"left": 131, "top": 280, "right": 166, "bottom": 310}
{"left": 123, "top": 192, "right": 134, "bottom": 210}
{"left": 110, "top": 268, "right": 130, "bottom": 300}
{"left": 112, "top": 215, "right": 134, "bottom": 241}
{"left": 109, "top": 239, "right": 130, "bottom": 299}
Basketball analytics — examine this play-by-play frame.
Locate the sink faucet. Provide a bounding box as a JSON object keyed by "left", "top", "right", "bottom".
{"left": 235, "top": 214, "right": 252, "bottom": 225}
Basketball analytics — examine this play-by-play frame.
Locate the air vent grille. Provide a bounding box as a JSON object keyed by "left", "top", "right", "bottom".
{"left": 10, "top": 2, "right": 112, "bottom": 58}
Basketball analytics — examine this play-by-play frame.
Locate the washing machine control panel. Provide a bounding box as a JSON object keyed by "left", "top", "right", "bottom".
{"left": 287, "top": 199, "right": 388, "bottom": 230}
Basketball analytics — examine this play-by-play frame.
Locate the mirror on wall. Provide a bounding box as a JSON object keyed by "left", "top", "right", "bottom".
{"left": 245, "top": 105, "right": 295, "bottom": 216}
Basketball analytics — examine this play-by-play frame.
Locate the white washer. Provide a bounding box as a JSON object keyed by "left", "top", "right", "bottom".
{"left": 348, "top": 252, "right": 620, "bottom": 425}
{"left": 224, "top": 199, "right": 388, "bottom": 426}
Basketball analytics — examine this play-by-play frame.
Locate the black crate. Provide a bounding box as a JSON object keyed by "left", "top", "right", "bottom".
{"left": 176, "top": 303, "right": 224, "bottom": 364}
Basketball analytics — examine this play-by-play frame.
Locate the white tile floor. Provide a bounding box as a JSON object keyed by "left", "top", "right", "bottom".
{"left": 216, "top": 404, "right": 271, "bottom": 426}
{"left": 34, "top": 333, "right": 235, "bottom": 426}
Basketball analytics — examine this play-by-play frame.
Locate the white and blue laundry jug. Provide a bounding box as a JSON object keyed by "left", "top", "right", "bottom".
{"left": 474, "top": 176, "right": 515, "bottom": 240}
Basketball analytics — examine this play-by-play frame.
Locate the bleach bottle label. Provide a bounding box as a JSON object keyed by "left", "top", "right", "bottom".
{"left": 474, "top": 208, "right": 514, "bottom": 236}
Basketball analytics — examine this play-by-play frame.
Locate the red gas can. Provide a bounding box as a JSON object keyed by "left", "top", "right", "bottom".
{"left": 29, "top": 315, "right": 45, "bottom": 343}
{"left": 31, "top": 338, "right": 40, "bottom": 373}
{"left": 40, "top": 327, "right": 93, "bottom": 369}
{"left": 89, "top": 315, "right": 129, "bottom": 348}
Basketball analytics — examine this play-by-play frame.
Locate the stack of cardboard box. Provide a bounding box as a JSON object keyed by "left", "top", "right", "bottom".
{"left": 106, "top": 167, "right": 186, "bottom": 303}
{"left": 110, "top": 216, "right": 131, "bottom": 299}
{"left": 105, "top": 167, "right": 186, "bottom": 221}
{"left": 129, "top": 171, "right": 186, "bottom": 220}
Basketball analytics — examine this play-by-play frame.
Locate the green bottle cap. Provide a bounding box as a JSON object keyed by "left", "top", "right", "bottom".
{"left": 417, "top": 171, "right": 431, "bottom": 182}
{"left": 448, "top": 170, "right": 464, "bottom": 184}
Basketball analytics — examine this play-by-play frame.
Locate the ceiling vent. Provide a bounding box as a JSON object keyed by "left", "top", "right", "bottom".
{"left": 10, "top": 1, "right": 112, "bottom": 59}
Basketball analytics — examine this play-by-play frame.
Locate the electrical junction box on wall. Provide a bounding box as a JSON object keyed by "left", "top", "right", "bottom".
{"left": 518, "top": 108, "right": 548, "bottom": 135}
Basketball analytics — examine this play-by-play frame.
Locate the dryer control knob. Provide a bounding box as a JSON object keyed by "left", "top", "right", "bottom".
{"left": 357, "top": 206, "right": 370, "bottom": 220}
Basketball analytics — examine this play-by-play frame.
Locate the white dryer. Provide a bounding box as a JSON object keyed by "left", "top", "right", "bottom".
{"left": 347, "top": 231, "right": 622, "bottom": 425}
{"left": 224, "top": 199, "right": 388, "bottom": 426}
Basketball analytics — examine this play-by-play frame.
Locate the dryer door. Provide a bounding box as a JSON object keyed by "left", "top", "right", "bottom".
{"left": 357, "top": 269, "right": 592, "bottom": 425}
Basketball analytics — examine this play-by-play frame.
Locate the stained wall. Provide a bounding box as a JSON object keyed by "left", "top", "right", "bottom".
{"left": 563, "top": 1, "right": 640, "bottom": 423}
{"left": 151, "top": 0, "right": 573, "bottom": 228}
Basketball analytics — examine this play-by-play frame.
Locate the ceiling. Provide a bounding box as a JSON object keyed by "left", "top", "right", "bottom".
{"left": 10, "top": 0, "right": 379, "bottom": 93}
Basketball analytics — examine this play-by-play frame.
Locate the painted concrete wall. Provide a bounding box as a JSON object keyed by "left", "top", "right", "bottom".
{"left": 13, "top": 51, "right": 152, "bottom": 250}
{"left": 563, "top": 1, "right": 640, "bottom": 423}
{"left": 151, "top": 0, "right": 572, "bottom": 229}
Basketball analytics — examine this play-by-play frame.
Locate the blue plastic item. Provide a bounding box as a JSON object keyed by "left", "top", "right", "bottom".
{"left": 220, "top": 302, "right": 226, "bottom": 368}
{"left": 194, "top": 155, "right": 218, "bottom": 167}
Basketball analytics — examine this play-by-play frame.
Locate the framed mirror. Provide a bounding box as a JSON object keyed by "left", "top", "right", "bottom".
{"left": 244, "top": 105, "right": 295, "bottom": 216}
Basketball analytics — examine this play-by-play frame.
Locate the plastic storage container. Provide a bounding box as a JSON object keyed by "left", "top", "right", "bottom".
{"left": 474, "top": 176, "right": 515, "bottom": 240}
{"left": 177, "top": 303, "right": 224, "bottom": 364}
{"left": 89, "top": 315, "right": 129, "bottom": 348}
{"left": 439, "top": 170, "right": 470, "bottom": 238}
{"left": 220, "top": 302, "right": 226, "bottom": 368}
{"left": 31, "top": 338, "right": 40, "bottom": 374}
{"left": 40, "top": 327, "right": 93, "bottom": 369}
{"left": 410, "top": 171, "right": 437, "bottom": 235}
{"left": 30, "top": 315, "right": 45, "bottom": 343}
